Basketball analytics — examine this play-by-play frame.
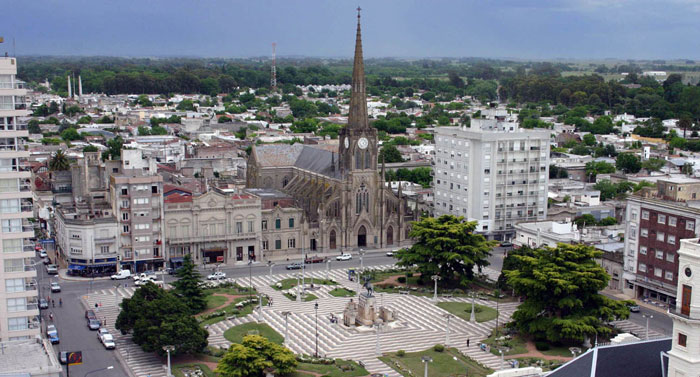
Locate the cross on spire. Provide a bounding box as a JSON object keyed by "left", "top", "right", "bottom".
{"left": 357, "top": 6, "right": 361, "bottom": 19}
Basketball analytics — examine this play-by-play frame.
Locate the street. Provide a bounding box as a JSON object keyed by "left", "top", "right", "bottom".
{"left": 36, "top": 255, "right": 127, "bottom": 377}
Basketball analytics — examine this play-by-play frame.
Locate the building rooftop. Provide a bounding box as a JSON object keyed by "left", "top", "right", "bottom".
{"left": 245, "top": 188, "right": 291, "bottom": 200}
{"left": 0, "top": 338, "right": 62, "bottom": 375}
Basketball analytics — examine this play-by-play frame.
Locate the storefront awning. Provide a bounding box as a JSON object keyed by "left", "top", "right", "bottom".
{"left": 169, "top": 257, "right": 184, "bottom": 263}
{"left": 68, "top": 264, "right": 86, "bottom": 270}
{"left": 90, "top": 263, "right": 116, "bottom": 268}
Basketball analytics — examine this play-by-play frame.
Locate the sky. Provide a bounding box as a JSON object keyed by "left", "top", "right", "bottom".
{"left": 4, "top": 0, "right": 700, "bottom": 60}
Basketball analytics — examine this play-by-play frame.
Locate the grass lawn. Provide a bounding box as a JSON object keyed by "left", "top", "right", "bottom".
{"left": 199, "top": 296, "right": 267, "bottom": 326}
{"left": 272, "top": 278, "right": 337, "bottom": 290}
{"left": 291, "top": 360, "right": 368, "bottom": 377}
{"left": 223, "top": 322, "right": 284, "bottom": 344}
{"left": 380, "top": 347, "right": 493, "bottom": 377}
{"left": 204, "top": 286, "right": 254, "bottom": 296}
{"left": 482, "top": 332, "right": 528, "bottom": 356}
{"left": 284, "top": 292, "right": 318, "bottom": 302}
{"left": 204, "top": 294, "right": 228, "bottom": 310}
{"left": 329, "top": 287, "right": 356, "bottom": 297}
{"left": 437, "top": 302, "right": 498, "bottom": 323}
{"left": 541, "top": 345, "right": 578, "bottom": 358}
{"left": 172, "top": 363, "right": 216, "bottom": 377}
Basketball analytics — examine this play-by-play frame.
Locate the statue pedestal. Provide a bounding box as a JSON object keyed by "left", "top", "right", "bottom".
{"left": 357, "top": 293, "right": 377, "bottom": 326}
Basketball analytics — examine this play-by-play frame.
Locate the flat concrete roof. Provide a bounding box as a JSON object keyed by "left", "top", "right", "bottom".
{"left": 0, "top": 338, "right": 61, "bottom": 375}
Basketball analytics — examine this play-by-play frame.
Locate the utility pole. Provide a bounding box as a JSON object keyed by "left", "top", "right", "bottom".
{"left": 270, "top": 42, "right": 277, "bottom": 91}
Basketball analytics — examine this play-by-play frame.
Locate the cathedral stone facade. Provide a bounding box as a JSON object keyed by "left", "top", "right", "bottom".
{"left": 247, "top": 11, "right": 414, "bottom": 253}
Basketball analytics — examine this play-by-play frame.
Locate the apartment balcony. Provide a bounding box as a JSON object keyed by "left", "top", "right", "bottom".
{"left": 168, "top": 231, "right": 257, "bottom": 245}
{"left": 94, "top": 236, "right": 117, "bottom": 244}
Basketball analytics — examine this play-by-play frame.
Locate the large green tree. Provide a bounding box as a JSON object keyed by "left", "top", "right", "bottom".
{"left": 395, "top": 215, "right": 496, "bottom": 286}
{"left": 615, "top": 153, "right": 642, "bottom": 174}
{"left": 49, "top": 150, "right": 70, "bottom": 171}
{"left": 215, "top": 335, "right": 297, "bottom": 377}
{"left": 506, "top": 244, "right": 631, "bottom": 343}
{"left": 584, "top": 161, "right": 615, "bottom": 181}
{"left": 379, "top": 145, "right": 403, "bottom": 163}
{"left": 115, "top": 283, "right": 208, "bottom": 356}
{"left": 172, "top": 254, "right": 207, "bottom": 313}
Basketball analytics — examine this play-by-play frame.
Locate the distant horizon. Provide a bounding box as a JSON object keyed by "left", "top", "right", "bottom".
{"left": 5, "top": 1, "right": 700, "bottom": 60}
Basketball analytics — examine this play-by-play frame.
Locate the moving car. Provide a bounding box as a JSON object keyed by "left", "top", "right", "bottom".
{"left": 305, "top": 256, "right": 325, "bottom": 264}
{"left": 50, "top": 282, "right": 61, "bottom": 292}
{"left": 100, "top": 333, "right": 116, "bottom": 349}
{"left": 87, "top": 318, "right": 101, "bottom": 330}
{"left": 386, "top": 249, "right": 400, "bottom": 257}
{"left": 46, "top": 264, "right": 58, "bottom": 275}
{"left": 43, "top": 257, "right": 51, "bottom": 265}
{"left": 110, "top": 270, "right": 132, "bottom": 280}
{"left": 39, "top": 298, "right": 49, "bottom": 309}
{"left": 207, "top": 271, "right": 226, "bottom": 280}
{"left": 336, "top": 253, "right": 352, "bottom": 261}
{"left": 167, "top": 266, "right": 183, "bottom": 275}
{"left": 134, "top": 276, "right": 158, "bottom": 286}
{"left": 59, "top": 351, "right": 68, "bottom": 365}
{"left": 628, "top": 304, "right": 640, "bottom": 313}
{"left": 85, "top": 309, "right": 96, "bottom": 320}
{"left": 46, "top": 324, "right": 60, "bottom": 344}
{"left": 39, "top": 250, "right": 48, "bottom": 258}
{"left": 286, "top": 262, "right": 303, "bottom": 270}
{"left": 500, "top": 241, "right": 514, "bottom": 248}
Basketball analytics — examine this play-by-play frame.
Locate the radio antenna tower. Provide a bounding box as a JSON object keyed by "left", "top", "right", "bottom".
{"left": 271, "top": 42, "right": 277, "bottom": 91}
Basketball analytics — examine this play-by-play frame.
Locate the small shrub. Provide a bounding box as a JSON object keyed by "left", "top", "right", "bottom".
{"left": 433, "top": 344, "right": 445, "bottom": 352}
{"left": 535, "top": 341, "right": 550, "bottom": 351}
{"left": 397, "top": 277, "right": 407, "bottom": 284}
{"left": 397, "top": 350, "right": 406, "bottom": 357}
{"left": 452, "top": 288, "right": 464, "bottom": 294}
{"left": 405, "top": 272, "right": 413, "bottom": 278}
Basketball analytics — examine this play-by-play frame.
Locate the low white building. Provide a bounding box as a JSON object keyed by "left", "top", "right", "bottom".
{"left": 54, "top": 206, "right": 119, "bottom": 274}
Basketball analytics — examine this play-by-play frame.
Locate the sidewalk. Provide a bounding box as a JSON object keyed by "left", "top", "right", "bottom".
{"left": 57, "top": 268, "right": 112, "bottom": 282}
{"left": 603, "top": 289, "right": 670, "bottom": 315}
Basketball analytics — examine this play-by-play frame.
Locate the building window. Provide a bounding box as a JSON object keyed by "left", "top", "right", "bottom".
{"left": 122, "top": 213, "right": 129, "bottom": 221}
{"left": 275, "top": 219, "right": 281, "bottom": 229}
{"left": 666, "top": 253, "right": 674, "bottom": 263}
{"left": 236, "top": 247, "right": 243, "bottom": 261}
{"left": 261, "top": 220, "right": 268, "bottom": 231}
{"left": 5, "top": 278, "right": 24, "bottom": 293}
{"left": 665, "top": 271, "right": 674, "bottom": 281}
{"left": 8, "top": 317, "right": 28, "bottom": 331}
{"left": 6, "top": 297, "right": 25, "bottom": 312}
{"left": 642, "top": 211, "right": 649, "bottom": 220}
{"left": 248, "top": 221, "right": 254, "bottom": 232}
{"left": 669, "top": 217, "right": 677, "bottom": 227}
{"left": 654, "top": 268, "right": 662, "bottom": 277}
{"left": 288, "top": 238, "right": 296, "bottom": 248}
{"left": 656, "top": 232, "right": 665, "bottom": 242}
{"left": 123, "top": 225, "right": 130, "bottom": 233}
{"left": 639, "top": 246, "right": 647, "bottom": 255}
{"left": 629, "top": 227, "right": 637, "bottom": 240}
{"left": 678, "top": 333, "right": 687, "bottom": 347}
{"left": 668, "top": 235, "right": 676, "bottom": 245}
{"left": 236, "top": 222, "right": 243, "bottom": 234}
{"left": 658, "top": 214, "right": 666, "bottom": 224}
{"left": 121, "top": 188, "right": 128, "bottom": 195}
{"left": 100, "top": 246, "right": 110, "bottom": 254}
{"left": 275, "top": 239, "right": 281, "bottom": 249}
{"left": 656, "top": 250, "right": 664, "bottom": 259}
{"left": 133, "top": 198, "right": 149, "bottom": 205}
{"left": 262, "top": 240, "right": 268, "bottom": 250}
{"left": 289, "top": 218, "right": 294, "bottom": 228}
{"left": 687, "top": 221, "right": 695, "bottom": 231}
{"left": 640, "top": 228, "right": 648, "bottom": 237}
{"left": 2, "top": 238, "right": 21, "bottom": 253}
{"left": 639, "top": 263, "right": 647, "bottom": 272}
{"left": 152, "top": 185, "right": 158, "bottom": 194}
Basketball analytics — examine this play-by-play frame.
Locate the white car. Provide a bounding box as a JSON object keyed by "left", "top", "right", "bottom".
{"left": 207, "top": 271, "right": 226, "bottom": 280}
{"left": 134, "top": 276, "right": 158, "bottom": 286}
{"left": 39, "top": 250, "right": 48, "bottom": 258}
{"left": 50, "top": 282, "right": 61, "bottom": 292}
{"left": 386, "top": 249, "right": 400, "bottom": 257}
{"left": 100, "top": 333, "right": 116, "bottom": 349}
{"left": 336, "top": 253, "right": 352, "bottom": 261}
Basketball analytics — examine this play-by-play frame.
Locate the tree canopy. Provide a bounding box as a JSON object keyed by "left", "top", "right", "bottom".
{"left": 49, "top": 150, "right": 70, "bottom": 171}
{"left": 506, "top": 244, "right": 631, "bottom": 343}
{"left": 215, "top": 335, "right": 297, "bottom": 377}
{"left": 395, "top": 215, "right": 496, "bottom": 286}
{"left": 172, "top": 254, "right": 207, "bottom": 313}
{"left": 615, "top": 153, "right": 642, "bottom": 174}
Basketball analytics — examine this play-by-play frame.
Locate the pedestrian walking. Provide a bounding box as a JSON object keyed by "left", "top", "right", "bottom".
{"left": 49, "top": 312, "right": 53, "bottom": 321}
{"left": 467, "top": 338, "right": 470, "bottom": 347}
{"left": 59, "top": 298, "right": 62, "bottom": 307}
{"left": 51, "top": 299, "right": 55, "bottom": 308}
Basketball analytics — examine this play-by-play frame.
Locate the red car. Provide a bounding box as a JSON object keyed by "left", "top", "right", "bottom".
{"left": 304, "top": 256, "right": 325, "bottom": 264}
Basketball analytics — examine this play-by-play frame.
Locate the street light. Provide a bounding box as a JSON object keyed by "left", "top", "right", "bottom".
{"left": 643, "top": 314, "right": 654, "bottom": 340}
{"left": 453, "top": 356, "right": 469, "bottom": 377}
{"left": 257, "top": 293, "right": 263, "bottom": 322}
{"left": 431, "top": 275, "right": 441, "bottom": 301}
{"left": 443, "top": 314, "right": 453, "bottom": 346}
{"left": 163, "top": 345, "right": 175, "bottom": 377}
{"left": 248, "top": 261, "right": 253, "bottom": 302}
{"left": 421, "top": 356, "right": 432, "bottom": 377}
{"left": 84, "top": 366, "right": 114, "bottom": 377}
{"left": 359, "top": 249, "right": 365, "bottom": 270}
{"left": 296, "top": 273, "right": 302, "bottom": 303}
{"left": 375, "top": 323, "right": 383, "bottom": 356}
{"left": 498, "top": 348, "right": 505, "bottom": 370}
{"left": 267, "top": 261, "right": 274, "bottom": 279}
{"left": 470, "top": 293, "right": 476, "bottom": 323}
{"left": 325, "top": 259, "right": 331, "bottom": 281}
{"left": 282, "top": 311, "right": 291, "bottom": 346}
{"left": 314, "top": 302, "right": 319, "bottom": 358}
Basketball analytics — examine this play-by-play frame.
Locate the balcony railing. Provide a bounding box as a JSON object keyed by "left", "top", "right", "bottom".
{"left": 51, "top": 186, "right": 72, "bottom": 194}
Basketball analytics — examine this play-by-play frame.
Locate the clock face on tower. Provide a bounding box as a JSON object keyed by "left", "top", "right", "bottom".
{"left": 344, "top": 137, "right": 349, "bottom": 149}
{"left": 358, "top": 137, "right": 369, "bottom": 149}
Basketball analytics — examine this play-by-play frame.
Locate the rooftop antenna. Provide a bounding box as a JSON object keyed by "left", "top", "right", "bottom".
{"left": 271, "top": 42, "right": 277, "bottom": 91}
{"left": 12, "top": 37, "right": 16, "bottom": 57}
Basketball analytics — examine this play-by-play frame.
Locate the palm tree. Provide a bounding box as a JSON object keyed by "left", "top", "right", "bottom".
{"left": 49, "top": 150, "right": 70, "bottom": 171}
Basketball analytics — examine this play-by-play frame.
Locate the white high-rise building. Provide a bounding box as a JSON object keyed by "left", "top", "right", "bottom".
{"left": 433, "top": 109, "right": 550, "bottom": 241}
{"left": 0, "top": 56, "right": 40, "bottom": 340}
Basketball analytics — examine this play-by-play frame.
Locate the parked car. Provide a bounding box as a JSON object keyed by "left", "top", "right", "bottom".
{"left": 207, "top": 271, "right": 226, "bottom": 280}
{"left": 50, "top": 282, "right": 61, "bottom": 292}
{"left": 336, "top": 253, "right": 352, "bottom": 261}
{"left": 98, "top": 328, "right": 110, "bottom": 337}
{"left": 167, "top": 266, "right": 183, "bottom": 275}
{"left": 87, "top": 318, "right": 101, "bottom": 330}
{"left": 100, "top": 333, "right": 116, "bottom": 349}
{"left": 39, "top": 298, "right": 49, "bottom": 309}
{"left": 59, "top": 351, "right": 67, "bottom": 365}
{"left": 43, "top": 257, "right": 51, "bottom": 265}
{"left": 46, "top": 264, "right": 58, "bottom": 275}
{"left": 286, "top": 262, "right": 303, "bottom": 270}
{"left": 110, "top": 270, "right": 132, "bottom": 280}
{"left": 134, "top": 276, "right": 158, "bottom": 286}
{"left": 39, "top": 250, "right": 48, "bottom": 258}
{"left": 85, "top": 309, "right": 96, "bottom": 320}
{"left": 628, "top": 304, "right": 641, "bottom": 313}
{"left": 46, "top": 324, "right": 59, "bottom": 344}
{"left": 305, "top": 256, "right": 325, "bottom": 264}
{"left": 500, "top": 241, "right": 513, "bottom": 248}
{"left": 386, "top": 249, "right": 400, "bottom": 257}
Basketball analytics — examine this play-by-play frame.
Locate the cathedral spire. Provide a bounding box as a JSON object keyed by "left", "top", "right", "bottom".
{"left": 348, "top": 7, "right": 369, "bottom": 129}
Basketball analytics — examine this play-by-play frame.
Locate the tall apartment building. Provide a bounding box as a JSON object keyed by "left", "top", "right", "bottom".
{"left": 0, "top": 56, "right": 40, "bottom": 340}
{"left": 433, "top": 110, "right": 550, "bottom": 241}
{"left": 622, "top": 178, "right": 700, "bottom": 305}
{"left": 110, "top": 171, "right": 164, "bottom": 273}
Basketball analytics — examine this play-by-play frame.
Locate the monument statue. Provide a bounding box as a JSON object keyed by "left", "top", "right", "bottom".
{"left": 362, "top": 275, "right": 374, "bottom": 297}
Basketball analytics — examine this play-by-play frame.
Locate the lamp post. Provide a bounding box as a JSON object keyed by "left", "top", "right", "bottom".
{"left": 84, "top": 366, "right": 114, "bottom": 377}
{"left": 296, "top": 273, "right": 302, "bottom": 303}
{"left": 359, "top": 249, "right": 365, "bottom": 270}
{"left": 247, "top": 260, "right": 253, "bottom": 302}
{"left": 453, "top": 356, "right": 469, "bottom": 377}
{"left": 375, "top": 323, "right": 382, "bottom": 356}
{"left": 498, "top": 348, "right": 504, "bottom": 370}
{"left": 431, "top": 275, "right": 441, "bottom": 301}
{"left": 257, "top": 293, "right": 263, "bottom": 322}
{"left": 282, "top": 311, "right": 291, "bottom": 346}
{"left": 421, "top": 356, "right": 432, "bottom": 377}
{"left": 163, "top": 345, "right": 175, "bottom": 377}
{"left": 314, "top": 302, "right": 319, "bottom": 358}
{"left": 301, "top": 248, "right": 306, "bottom": 289}
{"left": 268, "top": 261, "right": 274, "bottom": 279}
{"left": 470, "top": 293, "right": 476, "bottom": 323}
{"left": 325, "top": 259, "right": 330, "bottom": 281}
{"left": 443, "top": 314, "right": 453, "bottom": 346}
{"left": 114, "top": 283, "right": 121, "bottom": 309}
{"left": 356, "top": 268, "right": 362, "bottom": 296}
{"left": 643, "top": 314, "right": 653, "bottom": 340}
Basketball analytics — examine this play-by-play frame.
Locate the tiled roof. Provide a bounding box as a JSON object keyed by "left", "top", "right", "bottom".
{"left": 164, "top": 193, "right": 192, "bottom": 203}
{"left": 253, "top": 143, "right": 304, "bottom": 167}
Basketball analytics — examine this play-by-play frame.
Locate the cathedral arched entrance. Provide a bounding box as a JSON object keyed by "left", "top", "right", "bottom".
{"left": 329, "top": 230, "right": 337, "bottom": 250}
{"left": 357, "top": 225, "right": 367, "bottom": 247}
{"left": 387, "top": 226, "right": 393, "bottom": 246}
